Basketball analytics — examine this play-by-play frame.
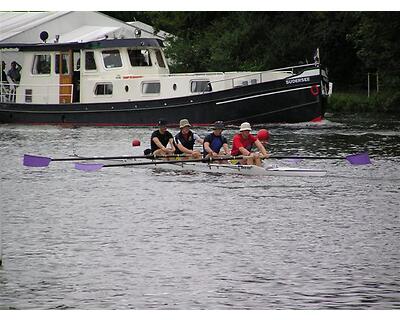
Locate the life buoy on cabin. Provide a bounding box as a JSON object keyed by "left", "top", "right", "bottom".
{"left": 310, "top": 85, "right": 320, "bottom": 96}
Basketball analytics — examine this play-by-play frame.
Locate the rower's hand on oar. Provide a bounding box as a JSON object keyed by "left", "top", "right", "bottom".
{"left": 252, "top": 152, "right": 261, "bottom": 159}
{"left": 189, "top": 150, "right": 202, "bottom": 158}
{"left": 160, "top": 147, "right": 174, "bottom": 155}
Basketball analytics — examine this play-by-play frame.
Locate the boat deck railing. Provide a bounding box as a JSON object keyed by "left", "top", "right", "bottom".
{"left": 0, "top": 83, "right": 73, "bottom": 104}
{"left": 270, "top": 62, "right": 318, "bottom": 72}
{"left": 199, "top": 63, "right": 319, "bottom": 93}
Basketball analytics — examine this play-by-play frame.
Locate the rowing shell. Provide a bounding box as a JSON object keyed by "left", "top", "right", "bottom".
{"left": 146, "top": 162, "right": 327, "bottom": 177}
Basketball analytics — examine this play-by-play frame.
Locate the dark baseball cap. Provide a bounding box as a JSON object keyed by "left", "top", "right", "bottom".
{"left": 212, "top": 121, "right": 225, "bottom": 130}
{"left": 157, "top": 119, "right": 168, "bottom": 126}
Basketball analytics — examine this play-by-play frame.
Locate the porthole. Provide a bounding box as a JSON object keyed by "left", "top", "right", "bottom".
{"left": 173, "top": 83, "right": 177, "bottom": 91}
{"left": 125, "top": 85, "right": 129, "bottom": 92}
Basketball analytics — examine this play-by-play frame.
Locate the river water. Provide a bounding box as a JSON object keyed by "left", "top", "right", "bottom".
{"left": 0, "top": 114, "right": 399, "bottom": 309}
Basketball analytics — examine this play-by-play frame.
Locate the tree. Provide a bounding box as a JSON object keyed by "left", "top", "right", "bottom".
{"left": 102, "top": 11, "right": 399, "bottom": 91}
{"left": 350, "top": 12, "right": 400, "bottom": 88}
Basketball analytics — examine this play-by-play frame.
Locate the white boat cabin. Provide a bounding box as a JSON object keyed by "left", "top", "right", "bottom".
{"left": 0, "top": 38, "right": 317, "bottom": 105}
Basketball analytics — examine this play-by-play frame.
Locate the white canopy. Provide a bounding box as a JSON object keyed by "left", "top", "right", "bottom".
{"left": 0, "top": 12, "right": 69, "bottom": 42}
{"left": 0, "top": 11, "right": 165, "bottom": 44}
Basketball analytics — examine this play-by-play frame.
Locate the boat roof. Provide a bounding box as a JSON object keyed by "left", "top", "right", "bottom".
{"left": 0, "top": 11, "right": 70, "bottom": 42}
{"left": 0, "top": 38, "right": 164, "bottom": 51}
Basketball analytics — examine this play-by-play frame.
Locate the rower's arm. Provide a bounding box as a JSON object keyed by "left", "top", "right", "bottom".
{"left": 238, "top": 147, "right": 251, "bottom": 156}
{"left": 168, "top": 138, "right": 176, "bottom": 151}
{"left": 222, "top": 143, "right": 230, "bottom": 155}
{"left": 152, "top": 137, "right": 167, "bottom": 151}
{"left": 194, "top": 133, "right": 203, "bottom": 145}
{"left": 204, "top": 141, "right": 213, "bottom": 155}
{"left": 255, "top": 140, "right": 268, "bottom": 157}
{"left": 176, "top": 143, "right": 194, "bottom": 155}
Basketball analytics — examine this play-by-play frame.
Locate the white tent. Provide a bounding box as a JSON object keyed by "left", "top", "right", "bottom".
{"left": 0, "top": 11, "right": 169, "bottom": 82}
{"left": 0, "top": 11, "right": 166, "bottom": 44}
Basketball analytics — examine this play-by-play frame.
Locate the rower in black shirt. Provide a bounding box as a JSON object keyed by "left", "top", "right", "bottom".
{"left": 150, "top": 119, "right": 176, "bottom": 157}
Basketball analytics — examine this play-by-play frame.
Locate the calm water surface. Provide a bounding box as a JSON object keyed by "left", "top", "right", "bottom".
{"left": 0, "top": 114, "right": 399, "bottom": 309}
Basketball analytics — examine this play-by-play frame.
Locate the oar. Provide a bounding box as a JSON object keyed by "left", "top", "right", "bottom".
{"left": 74, "top": 152, "right": 371, "bottom": 172}
{"left": 22, "top": 153, "right": 183, "bottom": 167}
{"left": 23, "top": 138, "right": 144, "bottom": 167}
{"left": 25, "top": 151, "right": 371, "bottom": 168}
{"left": 74, "top": 155, "right": 249, "bottom": 172}
{"left": 269, "top": 152, "right": 371, "bottom": 165}
{"left": 206, "top": 152, "right": 371, "bottom": 165}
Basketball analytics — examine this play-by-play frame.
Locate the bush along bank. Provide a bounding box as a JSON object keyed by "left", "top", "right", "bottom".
{"left": 327, "top": 91, "right": 400, "bottom": 113}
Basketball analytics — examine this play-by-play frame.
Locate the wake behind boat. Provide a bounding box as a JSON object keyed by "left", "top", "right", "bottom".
{"left": 1, "top": 36, "right": 331, "bottom": 126}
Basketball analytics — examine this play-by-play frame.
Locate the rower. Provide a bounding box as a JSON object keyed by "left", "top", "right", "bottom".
{"left": 174, "top": 119, "right": 203, "bottom": 159}
{"left": 150, "top": 119, "right": 176, "bottom": 157}
{"left": 231, "top": 122, "right": 269, "bottom": 166}
{"left": 203, "top": 121, "right": 230, "bottom": 160}
{"left": 256, "top": 128, "right": 270, "bottom": 147}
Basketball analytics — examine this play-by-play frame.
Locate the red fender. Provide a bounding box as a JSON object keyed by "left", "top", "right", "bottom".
{"left": 310, "top": 84, "right": 320, "bottom": 96}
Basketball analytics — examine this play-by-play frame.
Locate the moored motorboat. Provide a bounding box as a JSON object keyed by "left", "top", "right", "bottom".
{"left": 0, "top": 36, "right": 331, "bottom": 126}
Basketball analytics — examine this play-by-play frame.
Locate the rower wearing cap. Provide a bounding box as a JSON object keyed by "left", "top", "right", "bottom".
{"left": 174, "top": 119, "right": 203, "bottom": 158}
{"left": 231, "top": 122, "right": 269, "bottom": 166}
{"left": 150, "top": 119, "right": 176, "bottom": 157}
{"left": 203, "top": 121, "right": 230, "bottom": 158}
{"left": 256, "top": 129, "right": 270, "bottom": 147}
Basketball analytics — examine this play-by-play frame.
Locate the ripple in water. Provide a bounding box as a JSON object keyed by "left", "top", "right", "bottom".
{"left": 0, "top": 115, "right": 399, "bottom": 309}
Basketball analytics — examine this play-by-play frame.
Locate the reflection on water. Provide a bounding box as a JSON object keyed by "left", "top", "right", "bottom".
{"left": 0, "top": 115, "right": 399, "bottom": 309}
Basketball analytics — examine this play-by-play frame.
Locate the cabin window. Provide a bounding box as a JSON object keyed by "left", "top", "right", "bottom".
{"left": 55, "top": 53, "right": 70, "bottom": 75}
{"left": 85, "top": 51, "right": 97, "bottom": 70}
{"left": 25, "top": 89, "right": 32, "bottom": 102}
{"left": 102, "top": 50, "right": 122, "bottom": 69}
{"left": 128, "top": 49, "right": 152, "bottom": 67}
{"left": 155, "top": 50, "right": 166, "bottom": 68}
{"left": 142, "top": 82, "right": 160, "bottom": 94}
{"left": 190, "top": 80, "right": 212, "bottom": 93}
{"left": 73, "top": 52, "right": 80, "bottom": 71}
{"left": 94, "top": 83, "right": 113, "bottom": 95}
{"left": 32, "top": 54, "right": 51, "bottom": 75}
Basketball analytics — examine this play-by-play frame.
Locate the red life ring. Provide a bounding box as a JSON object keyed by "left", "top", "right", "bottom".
{"left": 310, "top": 85, "right": 320, "bottom": 96}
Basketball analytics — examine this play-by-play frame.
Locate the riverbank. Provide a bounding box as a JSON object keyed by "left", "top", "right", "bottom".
{"left": 327, "top": 91, "right": 400, "bottom": 113}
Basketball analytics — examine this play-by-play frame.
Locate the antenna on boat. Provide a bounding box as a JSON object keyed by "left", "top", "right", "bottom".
{"left": 40, "top": 31, "right": 49, "bottom": 43}
{"left": 313, "top": 48, "right": 320, "bottom": 66}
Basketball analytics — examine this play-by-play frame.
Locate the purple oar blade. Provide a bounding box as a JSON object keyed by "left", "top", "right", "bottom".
{"left": 346, "top": 152, "right": 371, "bottom": 165}
{"left": 23, "top": 154, "right": 52, "bottom": 167}
{"left": 74, "top": 163, "right": 104, "bottom": 172}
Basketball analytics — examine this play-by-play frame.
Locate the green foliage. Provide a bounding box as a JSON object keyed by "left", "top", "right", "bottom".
{"left": 350, "top": 13, "right": 400, "bottom": 70}
{"left": 104, "top": 11, "right": 400, "bottom": 101}
{"left": 328, "top": 91, "right": 400, "bottom": 113}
